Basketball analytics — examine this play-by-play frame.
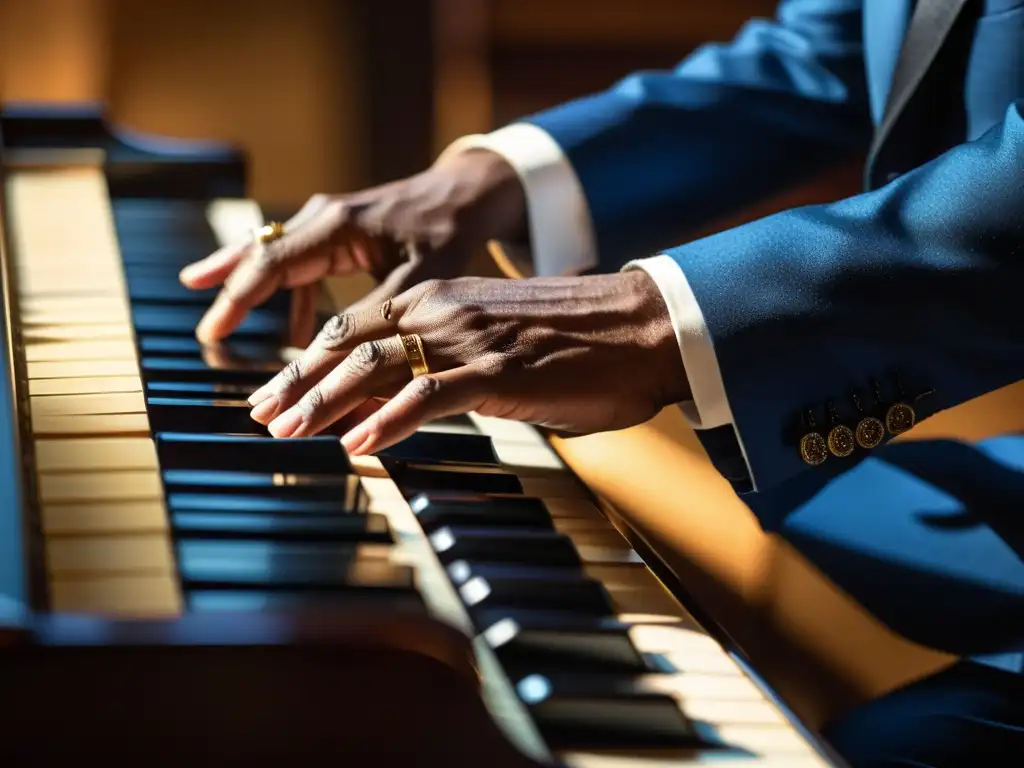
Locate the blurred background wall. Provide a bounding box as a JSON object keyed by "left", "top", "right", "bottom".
{"left": 0, "top": 0, "right": 858, "bottom": 225}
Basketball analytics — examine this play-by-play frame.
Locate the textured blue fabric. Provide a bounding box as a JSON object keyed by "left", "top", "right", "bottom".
{"left": 524, "top": 0, "right": 1024, "bottom": 272}
{"left": 824, "top": 660, "right": 1024, "bottom": 767}
{"left": 521, "top": 0, "right": 1024, "bottom": 492}
{"left": 526, "top": 0, "right": 871, "bottom": 270}
{"left": 761, "top": 435, "right": 1024, "bottom": 658}
{"left": 675, "top": 101, "right": 1024, "bottom": 493}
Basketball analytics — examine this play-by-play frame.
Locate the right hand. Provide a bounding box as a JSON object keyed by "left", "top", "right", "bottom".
{"left": 179, "top": 149, "right": 527, "bottom": 346}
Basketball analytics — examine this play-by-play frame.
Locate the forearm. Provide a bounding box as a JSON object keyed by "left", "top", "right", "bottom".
{"left": 519, "top": 0, "right": 870, "bottom": 270}
{"left": 672, "top": 100, "right": 1024, "bottom": 494}
{"left": 440, "top": 1, "right": 870, "bottom": 280}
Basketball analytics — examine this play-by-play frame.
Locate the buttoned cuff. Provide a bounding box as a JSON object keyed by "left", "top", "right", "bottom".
{"left": 438, "top": 124, "right": 598, "bottom": 278}
{"left": 624, "top": 254, "right": 757, "bottom": 490}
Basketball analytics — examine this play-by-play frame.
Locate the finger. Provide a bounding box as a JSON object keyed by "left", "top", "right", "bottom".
{"left": 266, "top": 336, "right": 410, "bottom": 439}
{"left": 247, "top": 285, "right": 418, "bottom": 420}
{"left": 340, "top": 366, "right": 487, "bottom": 455}
{"left": 288, "top": 284, "right": 320, "bottom": 348}
{"left": 195, "top": 255, "right": 282, "bottom": 344}
{"left": 321, "top": 397, "right": 385, "bottom": 437}
{"left": 194, "top": 203, "right": 353, "bottom": 344}
{"left": 344, "top": 257, "right": 424, "bottom": 315}
{"left": 179, "top": 242, "right": 248, "bottom": 289}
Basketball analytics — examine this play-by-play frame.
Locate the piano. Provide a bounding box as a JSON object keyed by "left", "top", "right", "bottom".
{"left": 0, "top": 105, "right": 848, "bottom": 766}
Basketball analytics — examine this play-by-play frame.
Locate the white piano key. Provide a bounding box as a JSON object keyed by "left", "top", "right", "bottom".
{"left": 29, "top": 376, "right": 143, "bottom": 396}
{"left": 31, "top": 392, "right": 147, "bottom": 418}
{"left": 22, "top": 323, "right": 133, "bottom": 342}
{"left": 24, "top": 340, "right": 138, "bottom": 363}
{"left": 355, "top": 459, "right": 553, "bottom": 764}
{"left": 563, "top": 753, "right": 829, "bottom": 767}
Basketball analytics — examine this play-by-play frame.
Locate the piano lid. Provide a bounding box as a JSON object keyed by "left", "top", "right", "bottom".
{"left": 0, "top": 103, "right": 248, "bottom": 199}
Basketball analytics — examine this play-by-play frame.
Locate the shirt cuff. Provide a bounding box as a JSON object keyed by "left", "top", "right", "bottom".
{"left": 438, "top": 124, "right": 598, "bottom": 278}
{"left": 624, "top": 254, "right": 757, "bottom": 489}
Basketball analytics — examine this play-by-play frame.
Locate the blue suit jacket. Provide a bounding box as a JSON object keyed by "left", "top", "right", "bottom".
{"left": 523, "top": 0, "right": 1024, "bottom": 496}
{"left": 521, "top": 0, "right": 1024, "bottom": 660}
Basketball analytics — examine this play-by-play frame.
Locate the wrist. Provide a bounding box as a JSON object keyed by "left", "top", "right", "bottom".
{"left": 625, "top": 270, "right": 692, "bottom": 408}
{"left": 437, "top": 149, "right": 528, "bottom": 245}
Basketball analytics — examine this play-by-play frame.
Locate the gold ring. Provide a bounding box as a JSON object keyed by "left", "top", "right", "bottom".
{"left": 254, "top": 221, "right": 286, "bottom": 245}
{"left": 397, "top": 333, "right": 429, "bottom": 378}
{"left": 380, "top": 297, "right": 393, "bottom": 322}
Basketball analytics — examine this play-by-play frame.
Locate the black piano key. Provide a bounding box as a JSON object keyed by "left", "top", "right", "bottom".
{"left": 147, "top": 397, "right": 265, "bottom": 434}
{"left": 142, "top": 358, "right": 279, "bottom": 385}
{"left": 510, "top": 671, "right": 699, "bottom": 750}
{"left": 409, "top": 493, "right": 552, "bottom": 531}
{"left": 187, "top": 588, "right": 426, "bottom": 613}
{"left": 124, "top": 263, "right": 198, "bottom": 280}
{"left": 171, "top": 510, "right": 392, "bottom": 543}
{"left": 146, "top": 381, "right": 256, "bottom": 400}
{"left": 139, "top": 337, "right": 282, "bottom": 360}
{"left": 168, "top": 492, "right": 349, "bottom": 516}
{"left": 125, "top": 270, "right": 290, "bottom": 310}
{"left": 113, "top": 199, "right": 214, "bottom": 230}
{"left": 455, "top": 565, "right": 614, "bottom": 614}
{"left": 389, "top": 464, "right": 523, "bottom": 495}
{"left": 115, "top": 228, "right": 217, "bottom": 246}
{"left": 118, "top": 235, "right": 219, "bottom": 257}
{"left": 163, "top": 470, "right": 362, "bottom": 507}
{"left": 127, "top": 276, "right": 219, "bottom": 304}
{"left": 177, "top": 540, "right": 413, "bottom": 591}
{"left": 164, "top": 469, "right": 348, "bottom": 490}
{"left": 119, "top": 246, "right": 216, "bottom": 267}
{"left": 480, "top": 610, "right": 647, "bottom": 672}
{"left": 429, "top": 526, "right": 580, "bottom": 567}
{"left": 377, "top": 431, "right": 500, "bottom": 467}
{"left": 156, "top": 433, "right": 347, "bottom": 473}
{"left": 132, "top": 304, "right": 287, "bottom": 339}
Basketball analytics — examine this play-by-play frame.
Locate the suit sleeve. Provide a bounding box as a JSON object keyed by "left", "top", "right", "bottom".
{"left": 669, "top": 101, "right": 1024, "bottom": 494}
{"left": 521, "top": 0, "right": 871, "bottom": 272}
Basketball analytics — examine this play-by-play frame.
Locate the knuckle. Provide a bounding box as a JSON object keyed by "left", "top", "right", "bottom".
{"left": 299, "top": 382, "right": 325, "bottom": 415}
{"left": 418, "top": 279, "right": 445, "bottom": 301}
{"left": 316, "top": 313, "right": 356, "bottom": 350}
{"left": 408, "top": 279, "right": 446, "bottom": 314}
{"left": 322, "top": 199, "right": 350, "bottom": 231}
{"left": 407, "top": 374, "right": 442, "bottom": 402}
{"left": 348, "top": 341, "right": 382, "bottom": 374}
{"left": 257, "top": 239, "right": 287, "bottom": 268}
{"left": 276, "top": 359, "right": 305, "bottom": 395}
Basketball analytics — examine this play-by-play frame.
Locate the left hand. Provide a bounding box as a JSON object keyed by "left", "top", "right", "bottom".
{"left": 247, "top": 270, "right": 689, "bottom": 455}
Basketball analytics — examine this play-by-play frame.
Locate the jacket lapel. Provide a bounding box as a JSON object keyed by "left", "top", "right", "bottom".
{"left": 864, "top": 0, "right": 971, "bottom": 189}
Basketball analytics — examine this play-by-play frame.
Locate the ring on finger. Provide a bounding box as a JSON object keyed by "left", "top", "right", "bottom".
{"left": 254, "top": 221, "right": 287, "bottom": 245}
{"left": 398, "top": 333, "right": 430, "bottom": 378}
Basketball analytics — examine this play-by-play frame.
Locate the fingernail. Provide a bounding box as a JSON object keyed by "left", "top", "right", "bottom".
{"left": 250, "top": 397, "right": 279, "bottom": 424}
{"left": 341, "top": 425, "right": 372, "bottom": 455}
{"left": 248, "top": 382, "right": 276, "bottom": 406}
{"left": 268, "top": 409, "right": 304, "bottom": 438}
{"left": 179, "top": 265, "right": 197, "bottom": 284}
{"left": 195, "top": 315, "right": 215, "bottom": 345}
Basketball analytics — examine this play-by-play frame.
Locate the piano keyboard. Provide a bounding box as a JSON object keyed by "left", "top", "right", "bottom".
{"left": 1, "top": 159, "right": 838, "bottom": 766}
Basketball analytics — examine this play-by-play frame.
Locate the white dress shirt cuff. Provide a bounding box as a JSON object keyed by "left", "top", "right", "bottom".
{"left": 624, "top": 254, "right": 757, "bottom": 489}
{"left": 437, "top": 124, "right": 598, "bottom": 277}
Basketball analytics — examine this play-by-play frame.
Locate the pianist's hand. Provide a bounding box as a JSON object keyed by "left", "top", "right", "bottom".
{"left": 247, "top": 271, "right": 689, "bottom": 454}
{"left": 179, "top": 149, "right": 526, "bottom": 346}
